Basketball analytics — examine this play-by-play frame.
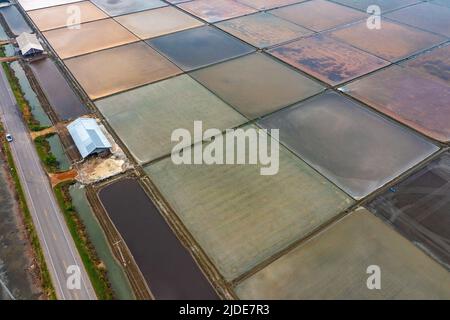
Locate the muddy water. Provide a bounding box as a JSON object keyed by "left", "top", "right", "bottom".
{"left": 98, "top": 179, "right": 218, "bottom": 300}
{"left": 69, "top": 183, "right": 134, "bottom": 300}
{"left": 0, "top": 158, "right": 40, "bottom": 300}
{"left": 29, "top": 58, "right": 88, "bottom": 121}
{"left": 0, "top": 5, "right": 32, "bottom": 36}
{"left": 268, "top": 34, "right": 389, "bottom": 86}
{"left": 178, "top": 0, "right": 257, "bottom": 23}
{"left": 368, "top": 152, "right": 450, "bottom": 270}
{"left": 46, "top": 135, "right": 70, "bottom": 172}
{"left": 0, "top": 22, "right": 8, "bottom": 40}
{"left": 9, "top": 61, "right": 52, "bottom": 127}
{"left": 147, "top": 26, "right": 254, "bottom": 71}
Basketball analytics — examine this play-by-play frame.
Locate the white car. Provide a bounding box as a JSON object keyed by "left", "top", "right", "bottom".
{"left": 6, "top": 134, "right": 13, "bottom": 142}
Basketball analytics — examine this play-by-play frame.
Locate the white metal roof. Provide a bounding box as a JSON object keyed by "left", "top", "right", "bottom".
{"left": 16, "top": 32, "right": 43, "bottom": 55}
{"left": 67, "top": 118, "right": 111, "bottom": 158}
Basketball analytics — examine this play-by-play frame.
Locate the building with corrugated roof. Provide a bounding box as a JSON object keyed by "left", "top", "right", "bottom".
{"left": 67, "top": 118, "right": 111, "bottom": 159}
{"left": 16, "top": 32, "right": 43, "bottom": 56}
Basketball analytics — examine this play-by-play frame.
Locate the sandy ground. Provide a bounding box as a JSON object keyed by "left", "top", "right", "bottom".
{"left": 75, "top": 121, "right": 132, "bottom": 185}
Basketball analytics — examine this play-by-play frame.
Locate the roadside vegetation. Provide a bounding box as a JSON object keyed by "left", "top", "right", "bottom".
{"left": 54, "top": 181, "right": 114, "bottom": 300}
{"left": 0, "top": 124, "right": 56, "bottom": 299}
{"left": 0, "top": 46, "right": 49, "bottom": 132}
{"left": 34, "top": 133, "right": 60, "bottom": 172}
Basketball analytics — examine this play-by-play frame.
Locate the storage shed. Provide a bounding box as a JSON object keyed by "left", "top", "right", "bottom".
{"left": 16, "top": 32, "right": 43, "bottom": 56}
{"left": 67, "top": 118, "right": 111, "bottom": 159}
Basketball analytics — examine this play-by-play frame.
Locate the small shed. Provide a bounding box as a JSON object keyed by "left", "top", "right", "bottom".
{"left": 16, "top": 32, "right": 43, "bottom": 56}
{"left": 67, "top": 118, "right": 111, "bottom": 159}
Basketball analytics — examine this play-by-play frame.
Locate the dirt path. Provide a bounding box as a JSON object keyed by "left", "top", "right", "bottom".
{"left": 49, "top": 169, "right": 77, "bottom": 187}
{"left": 30, "top": 126, "right": 55, "bottom": 140}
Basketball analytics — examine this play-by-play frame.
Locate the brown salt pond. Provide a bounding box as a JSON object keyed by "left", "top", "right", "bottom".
{"left": 386, "top": 2, "right": 450, "bottom": 37}
{"left": 18, "top": 0, "right": 82, "bottom": 11}
{"left": 27, "top": 1, "right": 108, "bottom": 32}
{"left": 331, "top": 0, "right": 421, "bottom": 12}
{"left": 216, "top": 12, "right": 313, "bottom": 49}
{"left": 98, "top": 178, "right": 218, "bottom": 300}
{"left": 90, "top": 0, "right": 167, "bottom": 17}
{"left": 29, "top": 58, "right": 88, "bottom": 121}
{"left": 258, "top": 91, "right": 438, "bottom": 199}
{"left": 43, "top": 19, "right": 138, "bottom": 59}
{"left": 191, "top": 52, "right": 324, "bottom": 119}
{"left": 115, "top": 6, "right": 204, "bottom": 40}
{"left": 269, "top": 0, "right": 366, "bottom": 32}
{"left": 367, "top": 152, "right": 450, "bottom": 270}
{"left": 268, "top": 34, "right": 389, "bottom": 86}
{"left": 403, "top": 44, "right": 450, "bottom": 87}
{"left": 64, "top": 42, "right": 181, "bottom": 100}
{"left": 235, "top": 0, "right": 302, "bottom": 10}
{"left": 178, "top": 0, "right": 257, "bottom": 23}
{"left": 236, "top": 208, "right": 450, "bottom": 299}
{"left": 328, "top": 20, "right": 445, "bottom": 62}
{"left": 343, "top": 65, "right": 450, "bottom": 143}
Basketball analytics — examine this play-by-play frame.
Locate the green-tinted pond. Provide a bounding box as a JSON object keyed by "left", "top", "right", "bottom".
{"left": 69, "top": 183, "right": 135, "bottom": 300}
{"left": 46, "top": 134, "right": 70, "bottom": 172}
{"left": 10, "top": 61, "right": 52, "bottom": 127}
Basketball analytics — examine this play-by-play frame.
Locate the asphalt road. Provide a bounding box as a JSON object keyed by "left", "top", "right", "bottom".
{"left": 0, "top": 67, "right": 96, "bottom": 300}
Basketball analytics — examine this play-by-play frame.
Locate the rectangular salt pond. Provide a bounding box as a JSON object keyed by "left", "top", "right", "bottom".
{"left": 18, "top": 0, "right": 83, "bottom": 11}
{"left": 69, "top": 183, "right": 135, "bottom": 300}
{"left": 98, "top": 179, "right": 218, "bottom": 299}
{"left": 178, "top": 0, "right": 257, "bottom": 23}
{"left": 343, "top": 65, "right": 450, "bottom": 143}
{"left": 403, "top": 44, "right": 450, "bottom": 87}
{"left": 65, "top": 42, "right": 181, "bottom": 100}
{"left": 216, "top": 12, "right": 313, "bottom": 49}
{"left": 269, "top": 0, "right": 366, "bottom": 32}
{"left": 268, "top": 35, "right": 389, "bottom": 86}
{"left": 147, "top": 26, "right": 254, "bottom": 72}
{"left": 327, "top": 20, "right": 445, "bottom": 62}
{"left": 9, "top": 61, "right": 52, "bottom": 127}
{"left": 28, "top": 1, "right": 108, "bottom": 32}
{"left": 95, "top": 74, "right": 245, "bottom": 164}
{"left": 145, "top": 130, "right": 353, "bottom": 281}
{"left": 114, "top": 6, "right": 204, "bottom": 40}
{"left": 258, "top": 91, "right": 438, "bottom": 199}
{"left": 386, "top": 2, "right": 450, "bottom": 37}
{"left": 90, "top": 0, "right": 166, "bottom": 16}
{"left": 236, "top": 208, "right": 450, "bottom": 299}
{"left": 235, "top": 0, "right": 302, "bottom": 10}
{"left": 0, "top": 5, "right": 32, "bottom": 36}
{"left": 190, "top": 53, "right": 324, "bottom": 119}
{"left": 43, "top": 19, "right": 138, "bottom": 59}
{"left": 29, "top": 58, "right": 88, "bottom": 121}
{"left": 331, "top": 0, "right": 421, "bottom": 12}
{"left": 367, "top": 152, "right": 450, "bottom": 269}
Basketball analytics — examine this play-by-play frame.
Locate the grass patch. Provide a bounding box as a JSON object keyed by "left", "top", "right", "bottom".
{"left": 34, "top": 133, "right": 60, "bottom": 173}
{"left": 0, "top": 47, "right": 49, "bottom": 132}
{"left": 54, "top": 181, "right": 114, "bottom": 300}
{"left": 0, "top": 124, "right": 56, "bottom": 299}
